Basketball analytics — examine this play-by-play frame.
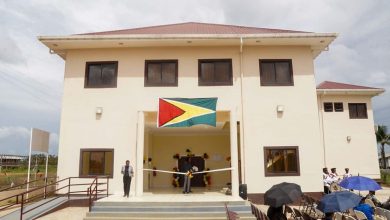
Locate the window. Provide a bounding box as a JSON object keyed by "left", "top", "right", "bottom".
{"left": 264, "top": 147, "right": 300, "bottom": 176}
{"left": 348, "top": 103, "right": 368, "bottom": 119}
{"left": 259, "top": 59, "right": 293, "bottom": 86}
{"left": 80, "top": 149, "right": 114, "bottom": 178}
{"left": 85, "top": 62, "right": 118, "bottom": 88}
{"left": 334, "top": 102, "right": 344, "bottom": 112}
{"left": 198, "top": 59, "right": 232, "bottom": 86}
{"left": 145, "top": 60, "right": 178, "bottom": 87}
{"left": 324, "top": 102, "right": 333, "bottom": 112}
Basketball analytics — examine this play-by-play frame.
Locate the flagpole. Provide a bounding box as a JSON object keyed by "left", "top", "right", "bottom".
{"left": 45, "top": 153, "right": 48, "bottom": 180}
{"left": 26, "top": 128, "right": 33, "bottom": 199}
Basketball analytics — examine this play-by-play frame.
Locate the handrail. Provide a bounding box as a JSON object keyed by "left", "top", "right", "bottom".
{"left": 88, "top": 176, "right": 109, "bottom": 212}
{"left": 0, "top": 176, "right": 109, "bottom": 220}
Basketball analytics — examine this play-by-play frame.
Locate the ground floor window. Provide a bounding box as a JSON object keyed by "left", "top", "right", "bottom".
{"left": 264, "top": 146, "right": 300, "bottom": 176}
{"left": 79, "top": 149, "right": 114, "bottom": 178}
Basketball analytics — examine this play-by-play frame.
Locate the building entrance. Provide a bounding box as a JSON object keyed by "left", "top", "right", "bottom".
{"left": 178, "top": 156, "right": 205, "bottom": 187}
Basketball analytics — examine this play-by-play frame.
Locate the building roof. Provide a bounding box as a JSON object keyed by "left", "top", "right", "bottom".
{"left": 80, "top": 22, "right": 309, "bottom": 35}
{"left": 317, "top": 81, "right": 380, "bottom": 90}
{"left": 38, "top": 22, "right": 337, "bottom": 59}
{"left": 316, "top": 81, "right": 384, "bottom": 96}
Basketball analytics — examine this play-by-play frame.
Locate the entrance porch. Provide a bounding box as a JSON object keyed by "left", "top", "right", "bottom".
{"left": 134, "top": 110, "right": 241, "bottom": 197}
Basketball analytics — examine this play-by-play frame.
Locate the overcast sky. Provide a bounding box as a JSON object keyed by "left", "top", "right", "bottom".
{"left": 0, "top": 0, "right": 389, "bottom": 155}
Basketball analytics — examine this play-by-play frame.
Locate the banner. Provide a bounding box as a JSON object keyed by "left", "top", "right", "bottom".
{"left": 158, "top": 98, "right": 217, "bottom": 127}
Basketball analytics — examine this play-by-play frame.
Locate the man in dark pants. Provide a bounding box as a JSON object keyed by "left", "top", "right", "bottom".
{"left": 121, "top": 160, "right": 134, "bottom": 197}
{"left": 182, "top": 157, "right": 193, "bottom": 194}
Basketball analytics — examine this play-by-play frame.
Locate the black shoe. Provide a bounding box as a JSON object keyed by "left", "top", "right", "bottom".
{"left": 123, "top": 194, "right": 126, "bottom": 197}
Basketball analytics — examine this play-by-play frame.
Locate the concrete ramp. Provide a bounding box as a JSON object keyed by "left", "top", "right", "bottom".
{"left": 0, "top": 197, "right": 68, "bottom": 220}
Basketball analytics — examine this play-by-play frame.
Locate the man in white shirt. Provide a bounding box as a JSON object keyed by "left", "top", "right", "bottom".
{"left": 343, "top": 168, "right": 352, "bottom": 179}
{"left": 121, "top": 160, "right": 134, "bottom": 197}
{"left": 323, "top": 168, "right": 332, "bottom": 194}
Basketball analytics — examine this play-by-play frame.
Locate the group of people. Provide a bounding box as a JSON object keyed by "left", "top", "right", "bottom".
{"left": 322, "top": 167, "right": 352, "bottom": 194}
{"left": 120, "top": 157, "right": 196, "bottom": 197}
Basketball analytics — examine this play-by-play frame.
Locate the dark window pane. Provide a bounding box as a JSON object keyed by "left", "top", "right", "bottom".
{"left": 162, "top": 63, "right": 176, "bottom": 84}
{"left": 324, "top": 102, "right": 333, "bottom": 112}
{"left": 88, "top": 65, "right": 102, "bottom": 86}
{"left": 145, "top": 61, "right": 177, "bottom": 86}
{"left": 147, "top": 63, "right": 162, "bottom": 84}
{"left": 89, "top": 152, "right": 104, "bottom": 175}
{"left": 334, "top": 102, "right": 344, "bottom": 112}
{"left": 349, "top": 104, "right": 358, "bottom": 118}
{"left": 357, "top": 104, "right": 367, "bottom": 118}
{"left": 261, "top": 63, "right": 275, "bottom": 84}
{"left": 80, "top": 149, "right": 114, "bottom": 178}
{"left": 101, "top": 64, "right": 116, "bottom": 85}
{"left": 260, "top": 60, "right": 293, "bottom": 86}
{"left": 85, "top": 62, "right": 117, "bottom": 88}
{"left": 200, "top": 63, "right": 214, "bottom": 82}
{"left": 264, "top": 147, "right": 299, "bottom": 176}
{"left": 275, "top": 62, "right": 290, "bottom": 83}
{"left": 214, "top": 62, "right": 230, "bottom": 83}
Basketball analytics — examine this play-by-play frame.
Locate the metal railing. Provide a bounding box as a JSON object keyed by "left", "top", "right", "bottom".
{"left": 0, "top": 176, "right": 58, "bottom": 192}
{"left": 0, "top": 176, "right": 109, "bottom": 220}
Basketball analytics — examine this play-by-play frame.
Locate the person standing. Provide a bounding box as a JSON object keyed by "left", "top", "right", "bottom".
{"left": 121, "top": 160, "right": 134, "bottom": 197}
{"left": 182, "top": 157, "right": 193, "bottom": 194}
{"left": 343, "top": 168, "right": 352, "bottom": 179}
{"left": 323, "top": 168, "right": 331, "bottom": 194}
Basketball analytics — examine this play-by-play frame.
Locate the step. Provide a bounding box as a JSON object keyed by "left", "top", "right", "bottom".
{"left": 93, "top": 200, "right": 247, "bottom": 207}
{"left": 91, "top": 205, "right": 252, "bottom": 213}
{"left": 84, "top": 216, "right": 257, "bottom": 220}
{"left": 86, "top": 211, "right": 254, "bottom": 218}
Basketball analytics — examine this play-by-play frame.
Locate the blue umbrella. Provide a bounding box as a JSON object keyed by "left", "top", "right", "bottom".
{"left": 318, "top": 191, "right": 362, "bottom": 213}
{"left": 339, "top": 176, "right": 382, "bottom": 191}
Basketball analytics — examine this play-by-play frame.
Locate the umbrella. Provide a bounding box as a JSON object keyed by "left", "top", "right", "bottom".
{"left": 317, "top": 191, "right": 361, "bottom": 213}
{"left": 339, "top": 176, "right": 382, "bottom": 191}
{"left": 264, "top": 182, "right": 303, "bottom": 207}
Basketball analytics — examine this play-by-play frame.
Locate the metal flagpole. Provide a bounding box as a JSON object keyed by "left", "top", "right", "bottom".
{"left": 45, "top": 153, "right": 48, "bottom": 180}
{"left": 26, "top": 128, "right": 33, "bottom": 199}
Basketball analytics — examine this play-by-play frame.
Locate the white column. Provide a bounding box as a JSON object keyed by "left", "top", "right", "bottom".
{"left": 230, "top": 110, "right": 239, "bottom": 198}
{"left": 135, "top": 111, "right": 144, "bottom": 196}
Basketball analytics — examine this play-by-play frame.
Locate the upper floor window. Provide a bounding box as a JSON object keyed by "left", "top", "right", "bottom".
{"left": 79, "top": 149, "right": 114, "bottom": 178}
{"left": 145, "top": 60, "right": 178, "bottom": 87}
{"left": 259, "top": 59, "right": 293, "bottom": 86}
{"left": 348, "top": 103, "right": 368, "bottom": 119}
{"left": 324, "top": 102, "right": 333, "bottom": 112}
{"left": 198, "top": 59, "right": 233, "bottom": 86}
{"left": 85, "top": 62, "right": 118, "bottom": 88}
{"left": 334, "top": 102, "right": 344, "bottom": 112}
{"left": 264, "top": 146, "right": 300, "bottom": 176}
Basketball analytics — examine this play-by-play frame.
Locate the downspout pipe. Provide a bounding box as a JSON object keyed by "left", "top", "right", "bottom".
{"left": 239, "top": 37, "right": 246, "bottom": 183}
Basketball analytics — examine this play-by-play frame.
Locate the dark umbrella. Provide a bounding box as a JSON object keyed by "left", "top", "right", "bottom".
{"left": 317, "top": 191, "right": 361, "bottom": 213}
{"left": 339, "top": 176, "right": 382, "bottom": 191}
{"left": 264, "top": 182, "right": 303, "bottom": 207}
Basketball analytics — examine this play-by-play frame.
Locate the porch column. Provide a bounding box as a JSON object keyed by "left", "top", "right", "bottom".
{"left": 230, "top": 110, "right": 239, "bottom": 197}
{"left": 135, "top": 111, "right": 144, "bottom": 196}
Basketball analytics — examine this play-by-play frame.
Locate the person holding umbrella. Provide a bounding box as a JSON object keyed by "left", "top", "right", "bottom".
{"left": 264, "top": 182, "right": 302, "bottom": 220}
{"left": 354, "top": 197, "right": 374, "bottom": 220}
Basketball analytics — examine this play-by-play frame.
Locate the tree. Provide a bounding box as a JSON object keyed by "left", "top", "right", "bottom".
{"left": 376, "top": 125, "right": 390, "bottom": 168}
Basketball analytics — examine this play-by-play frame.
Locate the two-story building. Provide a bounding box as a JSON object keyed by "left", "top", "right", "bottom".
{"left": 39, "top": 22, "right": 383, "bottom": 200}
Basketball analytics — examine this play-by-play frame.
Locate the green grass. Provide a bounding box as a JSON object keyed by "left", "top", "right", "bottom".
{"left": 0, "top": 166, "right": 57, "bottom": 189}
{"left": 381, "top": 169, "right": 390, "bottom": 185}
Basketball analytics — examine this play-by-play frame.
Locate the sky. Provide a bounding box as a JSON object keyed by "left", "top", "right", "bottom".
{"left": 0, "top": 0, "right": 389, "bottom": 155}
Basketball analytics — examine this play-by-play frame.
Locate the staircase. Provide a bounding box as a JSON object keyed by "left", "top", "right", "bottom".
{"left": 84, "top": 200, "right": 256, "bottom": 220}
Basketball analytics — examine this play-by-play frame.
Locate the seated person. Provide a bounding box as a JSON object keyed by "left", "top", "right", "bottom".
{"left": 366, "top": 191, "right": 382, "bottom": 207}
{"left": 354, "top": 197, "right": 374, "bottom": 220}
{"left": 267, "top": 206, "right": 287, "bottom": 220}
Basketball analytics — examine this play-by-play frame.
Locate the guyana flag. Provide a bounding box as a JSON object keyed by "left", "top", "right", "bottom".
{"left": 158, "top": 98, "right": 217, "bottom": 127}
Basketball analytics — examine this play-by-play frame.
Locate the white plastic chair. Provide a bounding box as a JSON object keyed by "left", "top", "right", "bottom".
{"left": 354, "top": 209, "right": 368, "bottom": 220}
